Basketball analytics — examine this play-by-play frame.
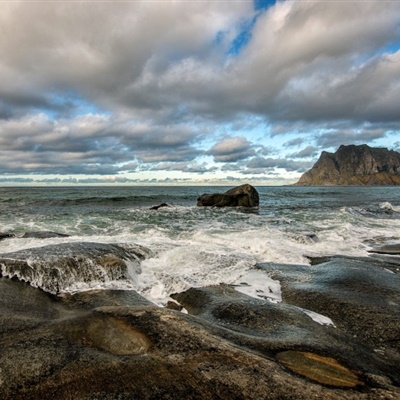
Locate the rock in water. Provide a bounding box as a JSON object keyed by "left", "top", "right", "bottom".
{"left": 22, "top": 231, "right": 70, "bottom": 239}
{"left": 149, "top": 203, "right": 169, "bottom": 210}
{"left": 0, "top": 232, "right": 14, "bottom": 241}
{"left": 295, "top": 144, "right": 400, "bottom": 185}
{"left": 197, "top": 184, "right": 259, "bottom": 207}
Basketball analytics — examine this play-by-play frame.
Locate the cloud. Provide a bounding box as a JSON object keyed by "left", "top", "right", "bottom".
{"left": 234, "top": 1, "right": 400, "bottom": 122}
{"left": 151, "top": 162, "right": 218, "bottom": 174}
{"left": 2, "top": 1, "right": 399, "bottom": 124}
{"left": 246, "top": 156, "right": 313, "bottom": 173}
{"left": 0, "top": 177, "right": 34, "bottom": 183}
{"left": 208, "top": 136, "right": 256, "bottom": 162}
{"left": 0, "top": 113, "right": 203, "bottom": 174}
{"left": 316, "top": 127, "right": 388, "bottom": 149}
{"left": 284, "top": 137, "right": 305, "bottom": 148}
{"left": 0, "top": 1, "right": 399, "bottom": 182}
{"left": 289, "top": 145, "right": 319, "bottom": 159}
{"left": 0, "top": 1, "right": 251, "bottom": 114}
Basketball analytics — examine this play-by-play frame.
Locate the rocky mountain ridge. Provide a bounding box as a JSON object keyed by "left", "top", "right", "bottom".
{"left": 295, "top": 144, "right": 400, "bottom": 186}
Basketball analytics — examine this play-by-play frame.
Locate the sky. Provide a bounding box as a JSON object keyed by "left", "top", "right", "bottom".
{"left": 0, "top": 0, "right": 400, "bottom": 186}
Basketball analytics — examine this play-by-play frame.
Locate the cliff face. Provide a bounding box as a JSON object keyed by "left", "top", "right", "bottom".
{"left": 295, "top": 144, "right": 400, "bottom": 186}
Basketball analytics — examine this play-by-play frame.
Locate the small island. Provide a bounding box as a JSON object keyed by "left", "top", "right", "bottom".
{"left": 295, "top": 144, "right": 400, "bottom": 186}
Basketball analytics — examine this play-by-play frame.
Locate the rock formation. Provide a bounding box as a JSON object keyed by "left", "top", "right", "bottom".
{"left": 197, "top": 184, "right": 259, "bottom": 207}
{"left": 295, "top": 144, "right": 400, "bottom": 185}
{"left": 0, "top": 241, "right": 399, "bottom": 399}
{"left": 0, "top": 242, "right": 400, "bottom": 400}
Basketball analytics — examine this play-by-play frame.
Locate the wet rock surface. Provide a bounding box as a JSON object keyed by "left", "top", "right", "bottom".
{"left": 0, "top": 232, "right": 15, "bottom": 241}
{"left": 197, "top": 184, "right": 259, "bottom": 208}
{"left": 149, "top": 202, "right": 170, "bottom": 210}
{"left": 261, "top": 257, "right": 400, "bottom": 355}
{"left": 368, "top": 243, "right": 400, "bottom": 255}
{"left": 21, "top": 231, "right": 70, "bottom": 239}
{"left": 0, "top": 244, "right": 399, "bottom": 399}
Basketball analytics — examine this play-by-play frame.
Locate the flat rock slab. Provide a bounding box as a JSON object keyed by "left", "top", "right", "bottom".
{"left": 21, "top": 231, "right": 70, "bottom": 239}
{"left": 368, "top": 243, "right": 400, "bottom": 255}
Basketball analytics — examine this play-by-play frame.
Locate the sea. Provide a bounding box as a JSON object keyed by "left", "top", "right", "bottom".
{"left": 1, "top": 185, "right": 400, "bottom": 306}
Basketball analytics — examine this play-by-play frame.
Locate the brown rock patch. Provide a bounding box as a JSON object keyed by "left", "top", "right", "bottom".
{"left": 276, "top": 350, "right": 363, "bottom": 388}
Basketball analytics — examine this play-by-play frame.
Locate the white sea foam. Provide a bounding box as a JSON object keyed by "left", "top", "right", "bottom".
{"left": 380, "top": 202, "right": 394, "bottom": 211}
{"left": 0, "top": 212, "right": 378, "bottom": 305}
{"left": 56, "top": 279, "right": 138, "bottom": 294}
{"left": 300, "top": 309, "right": 336, "bottom": 327}
{"left": 380, "top": 202, "right": 400, "bottom": 213}
{"left": 233, "top": 269, "right": 282, "bottom": 303}
{"left": 133, "top": 241, "right": 255, "bottom": 305}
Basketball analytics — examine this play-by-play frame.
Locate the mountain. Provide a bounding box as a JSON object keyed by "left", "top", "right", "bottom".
{"left": 295, "top": 144, "right": 400, "bottom": 186}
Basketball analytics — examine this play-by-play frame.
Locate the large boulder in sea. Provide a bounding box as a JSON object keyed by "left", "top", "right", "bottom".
{"left": 197, "top": 184, "right": 259, "bottom": 208}
{"left": 295, "top": 144, "right": 400, "bottom": 186}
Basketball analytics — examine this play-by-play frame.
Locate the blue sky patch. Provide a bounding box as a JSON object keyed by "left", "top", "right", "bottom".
{"left": 228, "top": 16, "right": 258, "bottom": 56}
{"left": 254, "top": 0, "right": 277, "bottom": 12}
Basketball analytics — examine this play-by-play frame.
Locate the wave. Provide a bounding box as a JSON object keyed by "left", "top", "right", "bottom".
{"left": 0, "top": 242, "right": 149, "bottom": 294}
{"left": 379, "top": 202, "right": 400, "bottom": 213}
{"left": 0, "top": 239, "right": 283, "bottom": 306}
{"left": 21, "top": 195, "right": 167, "bottom": 208}
{"left": 343, "top": 202, "right": 400, "bottom": 220}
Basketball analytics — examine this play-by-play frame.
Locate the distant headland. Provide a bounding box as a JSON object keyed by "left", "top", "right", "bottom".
{"left": 295, "top": 144, "right": 400, "bottom": 186}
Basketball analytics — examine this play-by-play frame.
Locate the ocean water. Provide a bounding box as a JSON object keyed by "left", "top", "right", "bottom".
{"left": 1, "top": 185, "right": 400, "bottom": 305}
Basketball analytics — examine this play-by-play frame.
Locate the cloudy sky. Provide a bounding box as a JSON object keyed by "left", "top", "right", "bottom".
{"left": 1, "top": 0, "right": 399, "bottom": 185}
